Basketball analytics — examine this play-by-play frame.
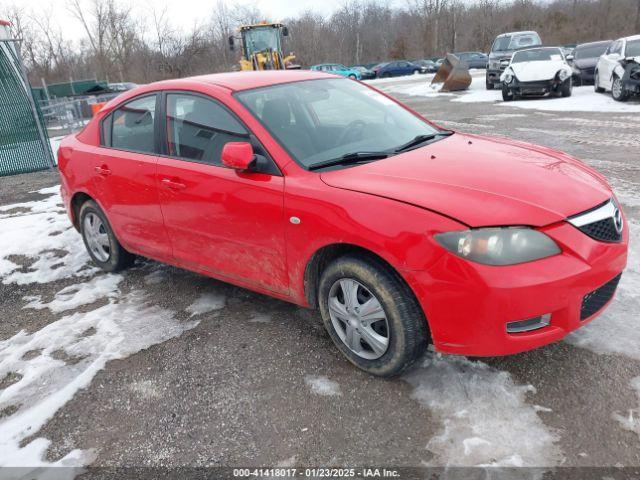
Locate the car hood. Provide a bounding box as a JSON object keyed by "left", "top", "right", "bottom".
{"left": 506, "top": 60, "right": 571, "bottom": 82}
{"left": 319, "top": 133, "right": 611, "bottom": 227}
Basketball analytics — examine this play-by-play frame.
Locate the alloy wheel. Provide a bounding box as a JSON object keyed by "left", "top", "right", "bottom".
{"left": 83, "top": 212, "right": 111, "bottom": 262}
{"left": 327, "top": 278, "right": 390, "bottom": 360}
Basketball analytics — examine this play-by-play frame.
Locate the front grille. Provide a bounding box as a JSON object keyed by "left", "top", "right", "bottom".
{"left": 578, "top": 217, "right": 622, "bottom": 242}
{"left": 568, "top": 199, "right": 624, "bottom": 243}
{"left": 580, "top": 273, "right": 622, "bottom": 320}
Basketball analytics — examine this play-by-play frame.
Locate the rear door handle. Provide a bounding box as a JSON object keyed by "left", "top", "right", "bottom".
{"left": 94, "top": 165, "right": 112, "bottom": 176}
{"left": 161, "top": 178, "right": 187, "bottom": 190}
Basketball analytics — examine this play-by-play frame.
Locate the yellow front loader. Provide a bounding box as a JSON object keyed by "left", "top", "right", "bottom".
{"left": 229, "top": 22, "right": 298, "bottom": 71}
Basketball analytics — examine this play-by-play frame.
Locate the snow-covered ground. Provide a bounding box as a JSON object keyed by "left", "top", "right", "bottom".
{"left": 0, "top": 188, "right": 223, "bottom": 469}
{"left": 365, "top": 71, "right": 640, "bottom": 113}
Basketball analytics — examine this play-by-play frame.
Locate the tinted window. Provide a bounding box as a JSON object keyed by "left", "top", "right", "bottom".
{"left": 575, "top": 43, "right": 610, "bottom": 59}
{"left": 626, "top": 39, "right": 640, "bottom": 57}
{"left": 111, "top": 95, "right": 157, "bottom": 153}
{"left": 512, "top": 48, "right": 563, "bottom": 63}
{"left": 165, "top": 94, "right": 248, "bottom": 165}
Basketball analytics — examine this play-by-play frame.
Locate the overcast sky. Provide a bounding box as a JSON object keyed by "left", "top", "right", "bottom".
{"left": 1, "top": 0, "right": 403, "bottom": 43}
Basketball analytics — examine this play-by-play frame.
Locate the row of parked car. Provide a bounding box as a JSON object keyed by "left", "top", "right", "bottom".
{"left": 311, "top": 52, "right": 491, "bottom": 81}
{"left": 487, "top": 30, "right": 640, "bottom": 102}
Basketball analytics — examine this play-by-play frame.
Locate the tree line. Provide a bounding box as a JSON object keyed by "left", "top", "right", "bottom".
{"left": 4, "top": 0, "right": 640, "bottom": 87}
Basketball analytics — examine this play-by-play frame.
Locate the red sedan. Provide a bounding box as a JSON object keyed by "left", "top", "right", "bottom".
{"left": 58, "top": 70, "right": 628, "bottom": 376}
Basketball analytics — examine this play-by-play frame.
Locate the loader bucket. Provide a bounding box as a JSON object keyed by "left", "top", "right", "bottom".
{"left": 430, "top": 53, "right": 472, "bottom": 92}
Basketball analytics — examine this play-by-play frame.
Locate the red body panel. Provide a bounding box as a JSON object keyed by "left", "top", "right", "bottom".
{"left": 59, "top": 71, "right": 628, "bottom": 357}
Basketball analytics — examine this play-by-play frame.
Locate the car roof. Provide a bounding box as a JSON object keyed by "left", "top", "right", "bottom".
{"left": 148, "top": 70, "right": 334, "bottom": 92}
{"left": 576, "top": 40, "right": 612, "bottom": 48}
{"left": 495, "top": 31, "right": 538, "bottom": 38}
{"left": 620, "top": 34, "right": 640, "bottom": 42}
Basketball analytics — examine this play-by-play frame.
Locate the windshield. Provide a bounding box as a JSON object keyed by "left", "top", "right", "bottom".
{"left": 243, "top": 27, "right": 281, "bottom": 56}
{"left": 236, "top": 78, "right": 441, "bottom": 169}
{"left": 627, "top": 39, "right": 640, "bottom": 57}
{"left": 492, "top": 33, "right": 541, "bottom": 52}
{"left": 575, "top": 43, "right": 609, "bottom": 59}
{"left": 512, "top": 48, "right": 563, "bottom": 63}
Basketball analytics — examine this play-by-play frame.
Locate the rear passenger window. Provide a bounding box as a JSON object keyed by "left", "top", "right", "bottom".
{"left": 110, "top": 95, "right": 157, "bottom": 154}
{"left": 165, "top": 94, "right": 248, "bottom": 165}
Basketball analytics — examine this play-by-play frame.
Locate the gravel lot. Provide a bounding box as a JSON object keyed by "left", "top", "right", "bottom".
{"left": 0, "top": 75, "right": 639, "bottom": 477}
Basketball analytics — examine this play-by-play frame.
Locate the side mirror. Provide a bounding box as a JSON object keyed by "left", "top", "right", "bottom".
{"left": 566, "top": 54, "right": 574, "bottom": 61}
{"left": 222, "top": 142, "right": 255, "bottom": 171}
{"left": 228, "top": 35, "right": 235, "bottom": 51}
{"left": 282, "top": 26, "right": 289, "bottom": 37}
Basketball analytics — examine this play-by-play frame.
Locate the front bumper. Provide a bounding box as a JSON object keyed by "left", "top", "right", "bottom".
{"left": 504, "top": 78, "right": 561, "bottom": 96}
{"left": 403, "top": 220, "right": 628, "bottom": 356}
{"left": 572, "top": 67, "right": 595, "bottom": 84}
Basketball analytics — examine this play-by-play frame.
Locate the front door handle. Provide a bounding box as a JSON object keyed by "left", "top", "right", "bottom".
{"left": 95, "top": 165, "right": 112, "bottom": 176}
{"left": 161, "top": 178, "right": 187, "bottom": 190}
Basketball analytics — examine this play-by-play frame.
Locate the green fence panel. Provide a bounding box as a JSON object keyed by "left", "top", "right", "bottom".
{"left": 0, "top": 41, "right": 54, "bottom": 176}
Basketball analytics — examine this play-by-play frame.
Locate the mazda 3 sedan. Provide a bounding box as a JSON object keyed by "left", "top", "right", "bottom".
{"left": 58, "top": 70, "right": 628, "bottom": 377}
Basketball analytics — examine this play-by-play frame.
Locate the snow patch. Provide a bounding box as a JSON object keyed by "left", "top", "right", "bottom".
{"left": 186, "top": 292, "right": 226, "bottom": 317}
{"left": 612, "top": 377, "right": 640, "bottom": 439}
{"left": 305, "top": 375, "right": 342, "bottom": 396}
{"left": 404, "top": 353, "right": 559, "bottom": 467}
{"left": 566, "top": 220, "right": 640, "bottom": 360}
{"left": 0, "top": 290, "right": 200, "bottom": 468}
{"left": 23, "top": 274, "right": 123, "bottom": 313}
{"left": 0, "top": 189, "right": 96, "bottom": 284}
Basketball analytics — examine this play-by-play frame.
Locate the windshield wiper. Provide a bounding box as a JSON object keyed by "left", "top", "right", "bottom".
{"left": 394, "top": 131, "right": 453, "bottom": 153}
{"left": 308, "top": 151, "right": 391, "bottom": 171}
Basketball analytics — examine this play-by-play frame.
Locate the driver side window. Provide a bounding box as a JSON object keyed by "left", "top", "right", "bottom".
{"left": 165, "top": 94, "right": 248, "bottom": 165}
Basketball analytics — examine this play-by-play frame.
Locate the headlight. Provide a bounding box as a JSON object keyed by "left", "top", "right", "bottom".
{"left": 434, "top": 227, "right": 561, "bottom": 266}
{"left": 558, "top": 69, "right": 570, "bottom": 81}
{"left": 500, "top": 59, "right": 510, "bottom": 67}
{"left": 504, "top": 72, "right": 514, "bottom": 84}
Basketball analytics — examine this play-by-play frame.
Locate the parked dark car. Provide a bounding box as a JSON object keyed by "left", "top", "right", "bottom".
{"left": 454, "top": 52, "right": 489, "bottom": 69}
{"left": 486, "top": 31, "right": 542, "bottom": 89}
{"left": 570, "top": 40, "right": 612, "bottom": 85}
{"left": 350, "top": 65, "right": 377, "bottom": 80}
{"left": 373, "top": 61, "right": 423, "bottom": 78}
{"left": 413, "top": 59, "right": 439, "bottom": 73}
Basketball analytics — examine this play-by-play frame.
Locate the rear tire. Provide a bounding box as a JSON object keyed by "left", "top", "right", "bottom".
{"left": 611, "top": 75, "right": 629, "bottom": 102}
{"left": 318, "top": 254, "right": 428, "bottom": 377}
{"left": 594, "top": 71, "right": 605, "bottom": 93}
{"left": 79, "top": 200, "right": 135, "bottom": 272}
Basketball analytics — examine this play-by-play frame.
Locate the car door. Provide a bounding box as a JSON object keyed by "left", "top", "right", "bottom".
{"left": 95, "top": 94, "right": 171, "bottom": 259}
{"left": 155, "top": 91, "right": 288, "bottom": 294}
{"left": 601, "top": 40, "right": 622, "bottom": 87}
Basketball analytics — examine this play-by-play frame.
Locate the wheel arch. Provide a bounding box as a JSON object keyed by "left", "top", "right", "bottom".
{"left": 70, "top": 191, "right": 94, "bottom": 231}
{"left": 303, "top": 243, "right": 422, "bottom": 314}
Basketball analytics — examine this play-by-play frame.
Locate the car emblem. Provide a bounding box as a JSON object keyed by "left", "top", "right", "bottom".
{"left": 613, "top": 206, "right": 623, "bottom": 234}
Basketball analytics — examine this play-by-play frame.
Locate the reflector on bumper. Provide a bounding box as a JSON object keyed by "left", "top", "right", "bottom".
{"left": 506, "top": 313, "right": 551, "bottom": 334}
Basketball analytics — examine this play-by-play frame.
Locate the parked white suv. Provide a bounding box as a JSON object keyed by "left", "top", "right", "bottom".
{"left": 594, "top": 34, "right": 640, "bottom": 101}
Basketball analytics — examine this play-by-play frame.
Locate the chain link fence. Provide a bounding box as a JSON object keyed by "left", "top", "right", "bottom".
{"left": 0, "top": 38, "right": 55, "bottom": 177}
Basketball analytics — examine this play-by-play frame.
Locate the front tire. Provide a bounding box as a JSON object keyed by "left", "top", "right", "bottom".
{"left": 79, "top": 200, "right": 135, "bottom": 272}
{"left": 348, "top": 74, "right": 357, "bottom": 79}
{"left": 560, "top": 77, "right": 572, "bottom": 97}
{"left": 486, "top": 74, "right": 495, "bottom": 90}
{"left": 502, "top": 84, "right": 514, "bottom": 101}
{"left": 611, "top": 75, "right": 629, "bottom": 102}
{"left": 318, "top": 254, "right": 428, "bottom": 377}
